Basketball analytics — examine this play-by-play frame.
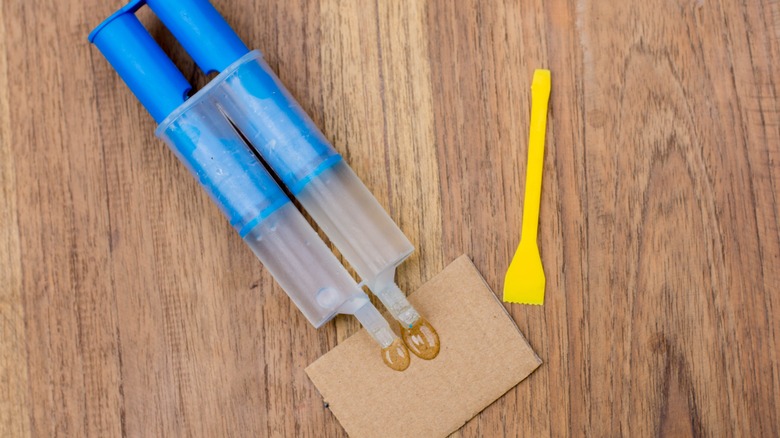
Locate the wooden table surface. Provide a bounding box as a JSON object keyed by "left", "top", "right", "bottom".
{"left": 2, "top": 0, "right": 779, "bottom": 436}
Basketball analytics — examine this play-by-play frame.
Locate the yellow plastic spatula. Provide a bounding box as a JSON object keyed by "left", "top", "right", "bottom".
{"left": 503, "top": 69, "right": 551, "bottom": 305}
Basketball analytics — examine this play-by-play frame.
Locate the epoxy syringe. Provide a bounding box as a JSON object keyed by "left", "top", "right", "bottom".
{"left": 140, "top": 0, "right": 440, "bottom": 360}
{"left": 89, "top": 4, "right": 411, "bottom": 371}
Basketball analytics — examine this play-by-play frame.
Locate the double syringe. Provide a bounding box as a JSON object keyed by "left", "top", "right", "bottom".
{"left": 89, "top": 0, "right": 439, "bottom": 370}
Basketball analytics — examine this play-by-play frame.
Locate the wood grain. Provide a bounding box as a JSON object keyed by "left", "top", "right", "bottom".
{"left": 0, "top": 3, "right": 30, "bottom": 436}
{"left": 1, "top": 0, "right": 778, "bottom": 436}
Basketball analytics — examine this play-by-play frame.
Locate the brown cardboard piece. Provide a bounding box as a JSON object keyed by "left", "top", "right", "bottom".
{"left": 305, "top": 255, "right": 542, "bottom": 437}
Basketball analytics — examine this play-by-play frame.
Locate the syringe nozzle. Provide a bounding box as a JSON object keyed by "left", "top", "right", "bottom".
{"left": 352, "top": 301, "right": 410, "bottom": 371}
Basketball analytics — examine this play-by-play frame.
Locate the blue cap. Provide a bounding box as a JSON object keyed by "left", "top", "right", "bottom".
{"left": 146, "top": 0, "right": 249, "bottom": 74}
{"left": 89, "top": 1, "right": 191, "bottom": 123}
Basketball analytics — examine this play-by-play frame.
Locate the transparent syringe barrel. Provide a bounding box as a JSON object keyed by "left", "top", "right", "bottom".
{"left": 156, "top": 93, "right": 369, "bottom": 327}
{"left": 213, "top": 51, "right": 413, "bottom": 289}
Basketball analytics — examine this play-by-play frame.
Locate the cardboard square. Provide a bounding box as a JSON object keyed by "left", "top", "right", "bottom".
{"left": 305, "top": 255, "right": 541, "bottom": 437}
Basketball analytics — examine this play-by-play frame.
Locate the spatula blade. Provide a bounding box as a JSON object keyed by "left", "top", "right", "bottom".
{"left": 503, "top": 241, "right": 546, "bottom": 305}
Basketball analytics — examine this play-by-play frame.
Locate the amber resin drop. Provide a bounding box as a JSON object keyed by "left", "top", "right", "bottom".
{"left": 381, "top": 338, "right": 411, "bottom": 371}
{"left": 401, "top": 317, "right": 440, "bottom": 360}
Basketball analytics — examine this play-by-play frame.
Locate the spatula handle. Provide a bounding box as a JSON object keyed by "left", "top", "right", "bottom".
{"left": 520, "top": 70, "right": 551, "bottom": 244}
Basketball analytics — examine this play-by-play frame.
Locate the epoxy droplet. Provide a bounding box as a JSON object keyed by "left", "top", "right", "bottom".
{"left": 401, "top": 317, "right": 440, "bottom": 360}
{"left": 381, "top": 338, "right": 411, "bottom": 371}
